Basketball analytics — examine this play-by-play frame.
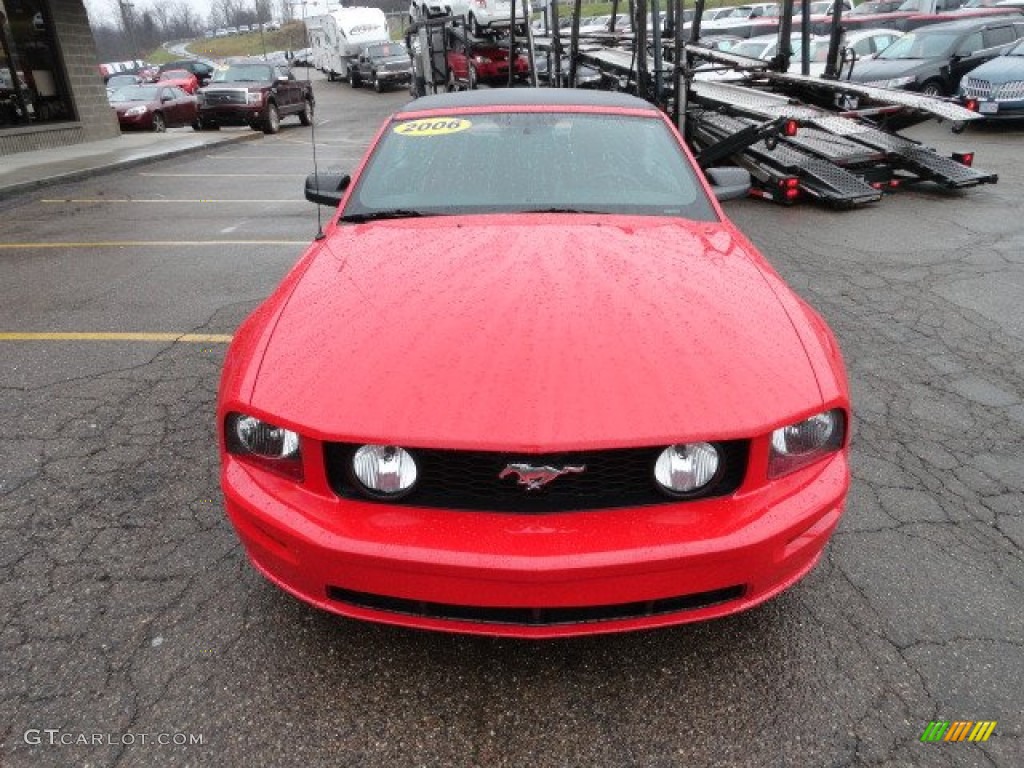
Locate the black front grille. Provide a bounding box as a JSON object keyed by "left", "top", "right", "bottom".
{"left": 327, "top": 585, "right": 746, "bottom": 626}
{"left": 203, "top": 90, "right": 246, "bottom": 105}
{"left": 324, "top": 442, "right": 748, "bottom": 513}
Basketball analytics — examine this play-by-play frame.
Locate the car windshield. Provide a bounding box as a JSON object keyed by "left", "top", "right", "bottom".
{"left": 876, "top": 30, "right": 959, "bottom": 58}
{"left": 107, "top": 75, "right": 137, "bottom": 86}
{"left": 109, "top": 85, "right": 159, "bottom": 102}
{"left": 342, "top": 111, "right": 717, "bottom": 221}
{"left": 161, "top": 70, "right": 189, "bottom": 79}
{"left": 212, "top": 65, "right": 273, "bottom": 82}
{"left": 730, "top": 39, "right": 774, "bottom": 57}
{"left": 368, "top": 43, "right": 405, "bottom": 57}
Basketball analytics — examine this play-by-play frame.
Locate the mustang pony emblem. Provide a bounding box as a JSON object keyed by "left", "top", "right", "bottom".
{"left": 499, "top": 463, "right": 587, "bottom": 491}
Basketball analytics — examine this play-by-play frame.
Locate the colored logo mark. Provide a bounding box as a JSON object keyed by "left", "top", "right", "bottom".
{"left": 920, "top": 721, "right": 996, "bottom": 743}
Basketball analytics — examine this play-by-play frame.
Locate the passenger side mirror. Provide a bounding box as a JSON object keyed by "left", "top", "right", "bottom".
{"left": 705, "top": 167, "right": 752, "bottom": 202}
{"left": 305, "top": 172, "right": 351, "bottom": 207}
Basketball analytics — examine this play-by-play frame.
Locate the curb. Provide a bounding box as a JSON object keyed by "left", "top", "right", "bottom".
{"left": 0, "top": 131, "right": 264, "bottom": 202}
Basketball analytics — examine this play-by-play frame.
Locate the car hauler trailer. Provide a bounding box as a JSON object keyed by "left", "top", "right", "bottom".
{"left": 309, "top": 7, "right": 390, "bottom": 82}
{"left": 409, "top": 0, "right": 998, "bottom": 208}
{"left": 544, "top": 0, "right": 997, "bottom": 206}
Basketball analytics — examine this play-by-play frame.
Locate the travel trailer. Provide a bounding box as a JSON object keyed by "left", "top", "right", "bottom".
{"left": 308, "top": 7, "right": 390, "bottom": 81}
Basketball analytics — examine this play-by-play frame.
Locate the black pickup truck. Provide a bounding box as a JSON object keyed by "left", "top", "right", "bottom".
{"left": 350, "top": 42, "right": 412, "bottom": 92}
{"left": 196, "top": 60, "right": 314, "bottom": 134}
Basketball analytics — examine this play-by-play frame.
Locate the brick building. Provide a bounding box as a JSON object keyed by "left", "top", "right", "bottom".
{"left": 1, "top": 0, "right": 118, "bottom": 156}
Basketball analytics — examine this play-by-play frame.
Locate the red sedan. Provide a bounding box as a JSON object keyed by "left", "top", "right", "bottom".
{"left": 218, "top": 90, "right": 851, "bottom": 638}
{"left": 109, "top": 84, "right": 197, "bottom": 132}
{"left": 158, "top": 68, "right": 199, "bottom": 94}
{"left": 444, "top": 28, "right": 530, "bottom": 88}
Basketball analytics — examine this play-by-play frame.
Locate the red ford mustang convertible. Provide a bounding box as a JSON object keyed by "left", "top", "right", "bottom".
{"left": 218, "top": 90, "right": 851, "bottom": 638}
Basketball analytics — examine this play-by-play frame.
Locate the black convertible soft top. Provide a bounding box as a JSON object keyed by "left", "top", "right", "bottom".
{"left": 401, "top": 88, "right": 662, "bottom": 114}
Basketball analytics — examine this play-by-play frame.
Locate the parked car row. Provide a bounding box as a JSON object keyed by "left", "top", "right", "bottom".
{"left": 108, "top": 59, "right": 314, "bottom": 134}
{"left": 848, "top": 14, "right": 1024, "bottom": 93}
{"left": 691, "top": 12, "right": 1024, "bottom": 113}
{"left": 207, "top": 23, "right": 278, "bottom": 38}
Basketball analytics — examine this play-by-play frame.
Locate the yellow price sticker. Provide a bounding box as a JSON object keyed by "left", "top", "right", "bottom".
{"left": 394, "top": 118, "right": 472, "bottom": 137}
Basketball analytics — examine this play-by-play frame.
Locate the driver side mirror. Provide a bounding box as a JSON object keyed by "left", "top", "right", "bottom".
{"left": 705, "top": 166, "right": 752, "bottom": 202}
{"left": 305, "top": 172, "right": 351, "bottom": 207}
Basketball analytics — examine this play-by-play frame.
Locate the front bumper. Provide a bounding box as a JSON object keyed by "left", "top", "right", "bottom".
{"left": 375, "top": 70, "right": 412, "bottom": 84}
{"left": 199, "top": 105, "right": 263, "bottom": 126}
{"left": 116, "top": 112, "right": 154, "bottom": 130}
{"left": 221, "top": 446, "right": 849, "bottom": 638}
{"left": 960, "top": 96, "right": 1024, "bottom": 119}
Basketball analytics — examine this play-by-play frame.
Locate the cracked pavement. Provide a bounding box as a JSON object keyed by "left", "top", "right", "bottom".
{"left": 0, "top": 79, "right": 1021, "bottom": 767}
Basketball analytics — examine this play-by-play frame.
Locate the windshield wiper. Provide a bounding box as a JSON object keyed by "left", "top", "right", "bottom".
{"left": 340, "top": 209, "right": 431, "bottom": 223}
{"left": 521, "top": 207, "right": 605, "bottom": 214}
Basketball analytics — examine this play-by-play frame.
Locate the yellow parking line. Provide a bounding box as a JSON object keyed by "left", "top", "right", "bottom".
{"left": 0, "top": 332, "right": 233, "bottom": 343}
{"left": 40, "top": 199, "right": 306, "bottom": 204}
{"left": 0, "top": 240, "right": 307, "bottom": 249}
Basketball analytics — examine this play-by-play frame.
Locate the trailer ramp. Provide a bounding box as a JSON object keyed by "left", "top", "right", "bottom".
{"left": 691, "top": 112, "right": 883, "bottom": 207}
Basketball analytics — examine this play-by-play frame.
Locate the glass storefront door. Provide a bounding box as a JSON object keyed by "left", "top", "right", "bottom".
{"left": 1, "top": 0, "right": 74, "bottom": 129}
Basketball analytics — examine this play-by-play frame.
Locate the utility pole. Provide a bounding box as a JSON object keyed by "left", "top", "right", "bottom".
{"left": 258, "top": 0, "right": 268, "bottom": 59}
{"left": 118, "top": 0, "right": 140, "bottom": 61}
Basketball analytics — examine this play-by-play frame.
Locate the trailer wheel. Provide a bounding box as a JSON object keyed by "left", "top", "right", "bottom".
{"left": 920, "top": 80, "right": 944, "bottom": 97}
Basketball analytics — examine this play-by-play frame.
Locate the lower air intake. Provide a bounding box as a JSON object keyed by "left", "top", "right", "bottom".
{"left": 326, "top": 585, "right": 746, "bottom": 626}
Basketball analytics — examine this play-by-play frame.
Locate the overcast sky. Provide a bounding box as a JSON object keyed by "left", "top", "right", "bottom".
{"left": 84, "top": 0, "right": 217, "bottom": 26}
{"left": 84, "top": 0, "right": 337, "bottom": 27}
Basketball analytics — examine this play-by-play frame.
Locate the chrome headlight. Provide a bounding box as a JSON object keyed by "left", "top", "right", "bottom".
{"left": 226, "top": 413, "right": 302, "bottom": 479}
{"left": 125, "top": 105, "right": 148, "bottom": 116}
{"left": 352, "top": 445, "right": 418, "bottom": 498}
{"left": 886, "top": 76, "right": 916, "bottom": 89}
{"left": 246, "top": 92, "right": 262, "bottom": 105}
{"left": 654, "top": 442, "right": 721, "bottom": 496}
{"left": 769, "top": 409, "right": 845, "bottom": 478}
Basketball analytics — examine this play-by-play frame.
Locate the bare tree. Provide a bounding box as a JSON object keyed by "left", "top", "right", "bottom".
{"left": 151, "top": 3, "right": 171, "bottom": 36}
{"left": 168, "top": 2, "right": 201, "bottom": 37}
{"left": 254, "top": 0, "right": 274, "bottom": 26}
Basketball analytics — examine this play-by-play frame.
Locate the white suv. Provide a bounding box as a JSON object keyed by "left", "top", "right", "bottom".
{"left": 410, "top": 0, "right": 527, "bottom": 36}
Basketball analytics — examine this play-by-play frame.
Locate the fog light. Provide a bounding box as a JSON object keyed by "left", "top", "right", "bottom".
{"left": 654, "top": 443, "right": 720, "bottom": 496}
{"left": 353, "top": 445, "right": 418, "bottom": 497}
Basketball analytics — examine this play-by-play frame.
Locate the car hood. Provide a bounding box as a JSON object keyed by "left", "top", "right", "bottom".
{"left": 964, "top": 54, "right": 1024, "bottom": 82}
{"left": 849, "top": 57, "right": 935, "bottom": 81}
{"left": 250, "top": 216, "right": 824, "bottom": 451}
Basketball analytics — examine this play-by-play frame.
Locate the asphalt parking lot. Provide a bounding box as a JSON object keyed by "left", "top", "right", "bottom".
{"left": 1, "top": 72, "right": 1022, "bottom": 767}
